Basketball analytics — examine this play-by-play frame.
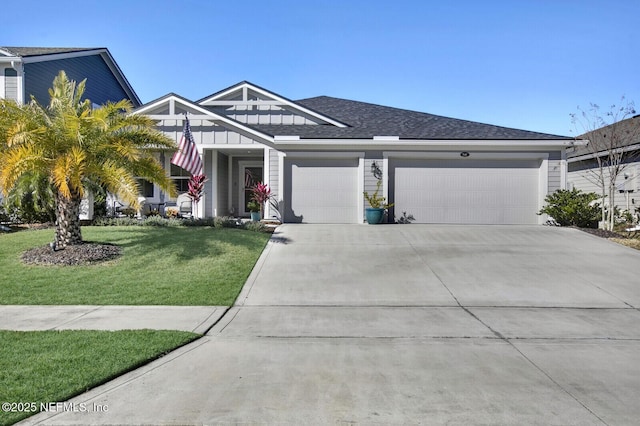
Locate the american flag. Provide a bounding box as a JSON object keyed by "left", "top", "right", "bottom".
{"left": 171, "top": 117, "right": 203, "bottom": 176}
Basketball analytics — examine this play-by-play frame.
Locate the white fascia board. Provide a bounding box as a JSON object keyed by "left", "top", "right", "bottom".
{"left": 273, "top": 138, "right": 578, "bottom": 148}
{"left": 199, "top": 82, "right": 348, "bottom": 128}
{"left": 133, "top": 96, "right": 275, "bottom": 144}
{"left": 18, "top": 48, "right": 107, "bottom": 64}
{"left": 0, "top": 57, "right": 21, "bottom": 64}
{"left": 384, "top": 151, "right": 549, "bottom": 160}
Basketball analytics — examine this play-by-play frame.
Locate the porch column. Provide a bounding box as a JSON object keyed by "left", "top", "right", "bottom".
{"left": 210, "top": 150, "right": 218, "bottom": 217}
{"left": 263, "top": 147, "right": 271, "bottom": 220}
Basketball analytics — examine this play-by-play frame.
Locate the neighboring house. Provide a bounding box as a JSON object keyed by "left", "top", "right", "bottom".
{"left": 134, "top": 81, "right": 577, "bottom": 224}
{"left": 0, "top": 46, "right": 140, "bottom": 219}
{"left": 0, "top": 46, "right": 140, "bottom": 107}
{"left": 567, "top": 115, "right": 640, "bottom": 213}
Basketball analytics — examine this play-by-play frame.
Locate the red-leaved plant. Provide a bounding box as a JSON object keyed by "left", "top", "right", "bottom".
{"left": 187, "top": 174, "right": 207, "bottom": 203}
{"left": 250, "top": 182, "right": 272, "bottom": 218}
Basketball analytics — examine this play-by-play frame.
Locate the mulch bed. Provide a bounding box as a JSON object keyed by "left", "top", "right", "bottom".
{"left": 574, "top": 227, "right": 627, "bottom": 239}
{"left": 21, "top": 243, "right": 122, "bottom": 266}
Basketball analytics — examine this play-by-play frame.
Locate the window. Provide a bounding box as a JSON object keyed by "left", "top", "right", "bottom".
{"left": 171, "top": 164, "right": 190, "bottom": 193}
{"left": 136, "top": 179, "right": 154, "bottom": 198}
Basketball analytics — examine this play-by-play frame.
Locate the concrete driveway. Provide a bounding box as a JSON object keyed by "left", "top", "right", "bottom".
{"left": 25, "top": 225, "right": 640, "bottom": 425}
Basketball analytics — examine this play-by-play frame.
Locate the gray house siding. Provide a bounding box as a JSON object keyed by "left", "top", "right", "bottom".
{"left": 4, "top": 68, "right": 18, "bottom": 100}
{"left": 23, "top": 55, "right": 130, "bottom": 106}
{"left": 568, "top": 163, "right": 640, "bottom": 211}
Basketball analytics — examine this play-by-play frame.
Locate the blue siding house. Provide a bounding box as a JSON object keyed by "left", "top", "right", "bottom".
{"left": 0, "top": 47, "right": 140, "bottom": 106}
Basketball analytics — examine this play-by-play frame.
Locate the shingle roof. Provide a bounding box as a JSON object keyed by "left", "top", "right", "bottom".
{"left": 0, "top": 47, "right": 100, "bottom": 57}
{"left": 568, "top": 115, "right": 640, "bottom": 158}
{"left": 250, "top": 96, "right": 571, "bottom": 140}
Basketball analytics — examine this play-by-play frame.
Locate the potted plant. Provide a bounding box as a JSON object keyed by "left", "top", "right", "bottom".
{"left": 363, "top": 180, "right": 393, "bottom": 224}
{"left": 249, "top": 182, "right": 272, "bottom": 220}
{"left": 247, "top": 200, "right": 261, "bottom": 221}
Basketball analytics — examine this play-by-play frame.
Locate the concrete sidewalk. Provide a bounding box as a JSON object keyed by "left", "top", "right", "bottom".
{"left": 0, "top": 305, "right": 227, "bottom": 334}
{"left": 18, "top": 225, "right": 640, "bottom": 425}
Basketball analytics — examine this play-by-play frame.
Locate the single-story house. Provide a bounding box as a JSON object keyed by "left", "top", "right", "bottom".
{"left": 567, "top": 115, "right": 640, "bottom": 213}
{"left": 132, "top": 81, "right": 578, "bottom": 225}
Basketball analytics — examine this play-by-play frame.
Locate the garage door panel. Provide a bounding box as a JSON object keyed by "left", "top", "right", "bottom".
{"left": 392, "top": 159, "right": 539, "bottom": 225}
{"left": 285, "top": 158, "right": 358, "bottom": 224}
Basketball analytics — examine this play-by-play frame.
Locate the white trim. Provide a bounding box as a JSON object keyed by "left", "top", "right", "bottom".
{"left": 357, "top": 157, "right": 365, "bottom": 223}
{"left": 274, "top": 135, "right": 300, "bottom": 141}
{"left": 383, "top": 151, "right": 550, "bottom": 160}
{"left": 210, "top": 150, "right": 218, "bottom": 217}
{"left": 227, "top": 155, "right": 234, "bottom": 214}
{"left": 539, "top": 159, "right": 549, "bottom": 224}
{"left": 283, "top": 151, "right": 365, "bottom": 159}
{"left": 18, "top": 48, "right": 108, "bottom": 64}
{"left": 383, "top": 156, "right": 389, "bottom": 214}
{"left": 561, "top": 150, "right": 568, "bottom": 190}
{"left": 275, "top": 138, "right": 577, "bottom": 147}
{"left": 263, "top": 147, "right": 271, "bottom": 219}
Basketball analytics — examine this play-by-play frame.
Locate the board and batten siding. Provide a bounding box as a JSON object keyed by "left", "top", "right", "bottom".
{"left": 156, "top": 121, "right": 259, "bottom": 145}
{"left": 363, "top": 157, "right": 384, "bottom": 222}
{"left": 23, "top": 55, "right": 131, "bottom": 106}
{"left": 209, "top": 105, "right": 319, "bottom": 125}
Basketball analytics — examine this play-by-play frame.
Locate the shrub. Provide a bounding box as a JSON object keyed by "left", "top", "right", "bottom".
{"left": 242, "top": 221, "right": 266, "bottom": 232}
{"left": 213, "top": 216, "right": 240, "bottom": 228}
{"left": 142, "top": 216, "right": 184, "bottom": 227}
{"left": 92, "top": 216, "right": 140, "bottom": 226}
{"left": 538, "top": 188, "right": 600, "bottom": 227}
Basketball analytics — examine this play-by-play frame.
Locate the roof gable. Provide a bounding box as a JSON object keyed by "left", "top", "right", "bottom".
{"left": 134, "top": 93, "right": 274, "bottom": 145}
{"left": 198, "top": 81, "right": 348, "bottom": 128}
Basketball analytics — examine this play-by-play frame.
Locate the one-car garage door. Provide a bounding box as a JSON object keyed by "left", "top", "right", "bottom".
{"left": 284, "top": 158, "right": 359, "bottom": 223}
{"left": 391, "top": 158, "right": 540, "bottom": 224}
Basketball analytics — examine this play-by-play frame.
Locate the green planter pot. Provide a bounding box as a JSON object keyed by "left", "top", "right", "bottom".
{"left": 250, "top": 212, "right": 261, "bottom": 222}
{"left": 365, "top": 208, "right": 385, "bottom": 224}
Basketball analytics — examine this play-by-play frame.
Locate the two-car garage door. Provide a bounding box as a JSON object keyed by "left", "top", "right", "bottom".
{"left": 390, "top": 158, "right": 541, "bottom": 224}
{"left": 282, "top": 156, "right": 542, "bottom": 224}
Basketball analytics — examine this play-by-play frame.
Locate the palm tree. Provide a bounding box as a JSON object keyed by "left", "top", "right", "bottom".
{"left": 0, "top": 70, "right": 177, "bottom": 248}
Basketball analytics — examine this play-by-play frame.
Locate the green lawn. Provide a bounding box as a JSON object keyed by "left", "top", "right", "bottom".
{"left": 0, "top": 330, "right": 198, "bottom": 425}
{"left": 0, "top": 226, "right": 270, "bottom": 305}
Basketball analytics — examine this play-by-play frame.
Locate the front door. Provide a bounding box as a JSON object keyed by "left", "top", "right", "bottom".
{"left": 240, "top": 162, "right": 263, "bottom": 216}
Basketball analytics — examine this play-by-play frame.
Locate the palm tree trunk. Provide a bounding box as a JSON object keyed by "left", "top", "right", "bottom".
{"left": 54, "top": 191, "right": 83, "bottom": 249}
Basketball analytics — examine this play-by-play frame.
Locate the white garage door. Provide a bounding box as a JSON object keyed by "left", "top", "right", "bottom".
{"left": 284, "top": 158, "right": 359, "bottom": 223}
{"left": 391, "top": 159, "right": 540, "bottom": 224}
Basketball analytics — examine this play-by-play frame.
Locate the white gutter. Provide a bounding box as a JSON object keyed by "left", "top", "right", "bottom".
{"left": 273, "top": 138, "right": 582, "bottom": 147}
